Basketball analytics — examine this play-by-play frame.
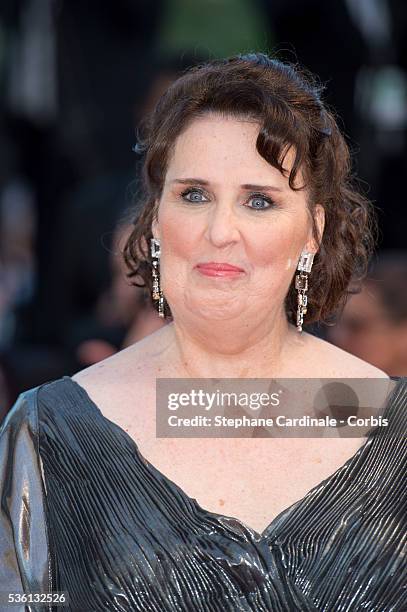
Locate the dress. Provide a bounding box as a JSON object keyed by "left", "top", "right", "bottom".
{"left": 0, "top": 375, "right": 406, "bottom": 612}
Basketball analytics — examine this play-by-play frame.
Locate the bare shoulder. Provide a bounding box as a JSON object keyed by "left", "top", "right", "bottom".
{"left": 71, "top": 325, "right": 172, "bottom": 410}
{"left": 69, "top": 324, "right": 390, "bottom": 417}
{"left": 300, "top": 332, "right": 390, "bottom": 379}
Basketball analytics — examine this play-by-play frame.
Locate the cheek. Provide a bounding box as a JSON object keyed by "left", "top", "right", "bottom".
{"left": 157, "top": 201, "right": 309, "bottom": 274}
{"left": 248, "top": 221, "right": 305, "bottom": 271}
{"left": 157, "top": 207, "right": 201, "bottom": 268}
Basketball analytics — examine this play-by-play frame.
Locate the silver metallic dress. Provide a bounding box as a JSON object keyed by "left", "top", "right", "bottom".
{"left": 0, "top": 376, "right": 406, "bottom": 611}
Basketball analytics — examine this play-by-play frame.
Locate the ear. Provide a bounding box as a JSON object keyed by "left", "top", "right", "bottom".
{"left": 305, "top": 204, "right": 325, "bottom": 254}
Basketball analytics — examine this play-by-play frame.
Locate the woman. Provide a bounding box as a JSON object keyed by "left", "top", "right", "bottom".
{"left": 0, "top": 53, "right": 405, "bottom": 611}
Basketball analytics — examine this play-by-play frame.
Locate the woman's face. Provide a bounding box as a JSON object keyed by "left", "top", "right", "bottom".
{"left": 152, "top": 113, "right": 324, "bottom": 328}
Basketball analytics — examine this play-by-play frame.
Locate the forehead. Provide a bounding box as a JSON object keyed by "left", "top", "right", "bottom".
{"left": 165, "top": 113, "right": 299, "bottom": 189}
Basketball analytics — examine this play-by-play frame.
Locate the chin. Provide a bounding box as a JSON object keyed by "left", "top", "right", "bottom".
{"left": 185, "top": 301, "right": 244, "bottom": 322}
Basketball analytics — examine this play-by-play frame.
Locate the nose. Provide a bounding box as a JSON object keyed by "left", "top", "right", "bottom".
{"left": 204, "top": 200, "right": 241, "bottom": 248}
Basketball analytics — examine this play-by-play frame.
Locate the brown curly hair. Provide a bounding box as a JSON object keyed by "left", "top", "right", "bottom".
{"left": 122, "top": 52, "right": 378, "bottom": 326}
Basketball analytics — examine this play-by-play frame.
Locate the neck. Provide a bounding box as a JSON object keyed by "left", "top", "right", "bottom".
{"left": 165, "top": 311, "right": 300, "bottom": 378}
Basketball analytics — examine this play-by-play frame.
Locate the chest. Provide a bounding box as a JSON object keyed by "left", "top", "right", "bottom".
{"left": 127, "top": 427, "right": 365, "bottom": 535}
{"left": 80, "top": 378, "right": 366, "bottom": 535}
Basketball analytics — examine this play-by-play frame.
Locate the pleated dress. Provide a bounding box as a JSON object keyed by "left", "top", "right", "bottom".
{"left": 0, "top": 376, "right": 405, "bottom": 611}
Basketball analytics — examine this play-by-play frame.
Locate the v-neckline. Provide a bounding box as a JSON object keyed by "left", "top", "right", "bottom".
{"left": 62, "top": 375, "right": 402, "bottom": 541}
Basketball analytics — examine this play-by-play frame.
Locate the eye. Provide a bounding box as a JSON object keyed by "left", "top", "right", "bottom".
{"left": 181, "top": 187, "right": 209, "bottom": 203}
{"left": 246, "top": 193, "right": 275, "bottom": 211}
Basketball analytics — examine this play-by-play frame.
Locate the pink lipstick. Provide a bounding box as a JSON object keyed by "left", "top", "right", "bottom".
{"left": 195, "top": 262, "right": 245, "bottom": 277}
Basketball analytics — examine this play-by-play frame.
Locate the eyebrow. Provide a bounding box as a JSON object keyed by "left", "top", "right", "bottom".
{"left": 170, "top": 178, "right": 283, "bottom": 192}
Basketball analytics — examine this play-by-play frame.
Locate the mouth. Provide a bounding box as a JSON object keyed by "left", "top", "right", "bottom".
{"left": 195, "top": 262, "right": 245, "bottom": 277}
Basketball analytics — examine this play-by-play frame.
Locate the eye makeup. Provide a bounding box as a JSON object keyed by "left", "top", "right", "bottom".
{"left": 179, "top": 187, "right": 278, "bottom": 211}
{"left": 180, "top": 186, "right": 209, "bottom": 203}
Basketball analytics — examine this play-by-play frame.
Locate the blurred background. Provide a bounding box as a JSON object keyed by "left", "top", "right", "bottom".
{"left": 0, "top": 0, "right": 406, "bottom": 420}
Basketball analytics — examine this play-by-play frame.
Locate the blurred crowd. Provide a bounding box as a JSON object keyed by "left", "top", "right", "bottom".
{"left": 0, "top": 0, "right": 406, "bottom": 420}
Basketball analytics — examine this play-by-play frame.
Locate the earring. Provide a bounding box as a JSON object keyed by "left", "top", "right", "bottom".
{"left": 150, "top": 238, "right": 164, "bottom": 318}
{"left": 295, "top": 251, "right": 314, "bottom": 332}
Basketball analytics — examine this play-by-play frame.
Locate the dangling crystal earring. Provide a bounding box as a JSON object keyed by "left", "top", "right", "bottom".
{"left": 295, "top": 251, "right": 314, "bottom": 332}
{"left": 150, "top": 238, "right": 164, "bottom": 318}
